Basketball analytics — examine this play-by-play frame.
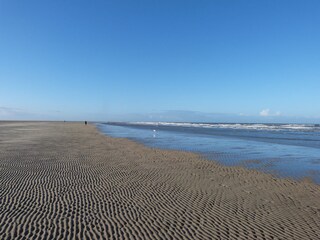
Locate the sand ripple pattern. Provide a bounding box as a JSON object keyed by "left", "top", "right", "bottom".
{"left": 0, "top": 122, "right": 319, "bottom": 239}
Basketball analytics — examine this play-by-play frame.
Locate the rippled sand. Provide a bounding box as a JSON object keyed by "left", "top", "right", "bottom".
{"left": 0, "top": 122, "right": 319, "bottom": 239}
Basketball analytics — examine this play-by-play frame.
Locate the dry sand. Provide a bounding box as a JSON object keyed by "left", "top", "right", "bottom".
{"left": 0, "top": 122, "right": 319, "bottom": 239}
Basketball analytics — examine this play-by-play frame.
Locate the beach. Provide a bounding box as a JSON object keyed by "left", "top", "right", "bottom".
{"left": 0, "top": 122, "right": 319, "bottom": 239}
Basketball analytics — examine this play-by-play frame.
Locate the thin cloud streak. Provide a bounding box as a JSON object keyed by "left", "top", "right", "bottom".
{"left": 0, "top": 106, "right": 24, "bottom": 116}
{"left": 0, "top": 106, "right": 53, "bottom": 121}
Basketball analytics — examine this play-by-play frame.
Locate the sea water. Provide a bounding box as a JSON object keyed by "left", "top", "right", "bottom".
{"left": 96, "top": 122, "right": 320, "bottom": 184}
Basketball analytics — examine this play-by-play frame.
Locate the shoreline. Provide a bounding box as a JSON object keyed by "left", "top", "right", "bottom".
{"left": 97, "top": 122, "right": 320, "bottom": 184}
{"left": 0, "top": 122, "right": 319, "bottom": 239}
{"left": 96, "top": 124, "right": 317, "bottom": 185}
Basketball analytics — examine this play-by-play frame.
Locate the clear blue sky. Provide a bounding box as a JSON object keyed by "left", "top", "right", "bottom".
{"left": 1, "top": 0, "right": 319, "bottom": 123}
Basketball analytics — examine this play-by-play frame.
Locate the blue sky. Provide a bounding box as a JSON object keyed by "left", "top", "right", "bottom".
{"left": 0, "top": 0, "right": 319, "bottom": 123}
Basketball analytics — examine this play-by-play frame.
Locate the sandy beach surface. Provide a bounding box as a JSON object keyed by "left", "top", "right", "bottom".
{"left": 0, "top": 122, "right": 319, "bottom": 240}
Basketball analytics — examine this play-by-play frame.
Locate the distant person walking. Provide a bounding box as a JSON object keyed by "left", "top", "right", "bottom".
{"left": 85, "top": 121, "right": 87, "bottom": 125}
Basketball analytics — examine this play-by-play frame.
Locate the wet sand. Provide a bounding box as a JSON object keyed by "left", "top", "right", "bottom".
{"left": 0, "top": 122, "right": 319, "bottom": 239}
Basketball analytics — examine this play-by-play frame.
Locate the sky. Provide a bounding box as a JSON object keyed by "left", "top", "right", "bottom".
{"left": 0, "top": 0, "right": 320, "bottom": 123}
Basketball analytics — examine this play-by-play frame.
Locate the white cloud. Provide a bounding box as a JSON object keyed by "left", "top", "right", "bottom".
{"left": 259, "top": 109, "right": 281, "bottom": 117}
{"left": 260, "top": 109, "right": 270, "bottom": 116}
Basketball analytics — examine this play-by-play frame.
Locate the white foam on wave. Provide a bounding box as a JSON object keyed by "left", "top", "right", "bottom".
{"left": 128, "top": 122, "right": 318, "bottom": 131}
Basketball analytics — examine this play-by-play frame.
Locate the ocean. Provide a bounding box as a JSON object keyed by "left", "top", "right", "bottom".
{"left": 96, "top": 122, "right": 320, "bottom": 184}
